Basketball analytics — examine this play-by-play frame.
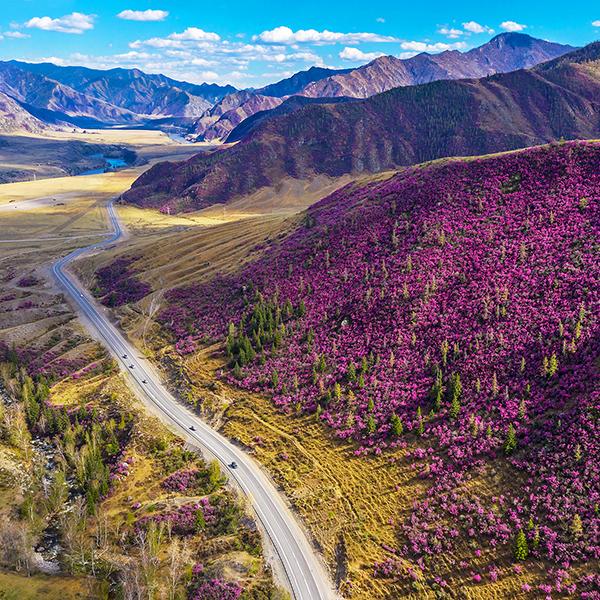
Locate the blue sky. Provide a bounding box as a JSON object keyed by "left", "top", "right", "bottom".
{"left": 0, "top": 1, "right": 598, "bottom": 87}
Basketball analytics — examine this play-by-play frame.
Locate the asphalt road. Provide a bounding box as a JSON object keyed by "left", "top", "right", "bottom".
{"left": 52, "top": 200, "right": 336, "bottom": 600}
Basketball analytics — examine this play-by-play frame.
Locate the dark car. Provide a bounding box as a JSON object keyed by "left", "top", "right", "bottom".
{"left": 189, "top": 425, "right": 196, "bottom": 431}
{"left": 229, "top": 462, "right": 238, "bottom": 469}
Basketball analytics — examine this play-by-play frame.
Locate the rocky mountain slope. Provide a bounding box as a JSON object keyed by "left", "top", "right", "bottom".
{"left": 123, "top": 43, "right": 600, "bottom": 212}
{"left": 188, "top": 90, "right": 284, "bottom": 142}
{"left": 0, "top": 91, "right": 51, "bottom": 133}
{"left": 189, "top": 33, "right": 575, "bottom": 142}
{"left": 0, "top": 61, "right": 235, "bottom": 127}
{"left": 302, "top": 33, "right": 576, "bottom": 98}
{"left": 257, "top": 65, "right": 353, "bottom": 97}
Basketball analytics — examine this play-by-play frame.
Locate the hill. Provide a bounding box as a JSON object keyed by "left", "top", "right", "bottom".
{"left": 156, "top": 141, "right": 599, "bottom": 594}
{"left": 302, "top": 33, "right": 576, "bottom": 98}
{"left": 123, "top": 43, "right": 600, "bottom": 212}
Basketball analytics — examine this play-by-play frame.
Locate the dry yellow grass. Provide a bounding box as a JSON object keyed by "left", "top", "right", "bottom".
{"left": 0, "top": 570, "right": 95, "bottom": 599}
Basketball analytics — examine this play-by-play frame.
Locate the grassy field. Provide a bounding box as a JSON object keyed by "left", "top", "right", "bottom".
{"left": 0, "top": 129, "right": 205, "bottom": 184}
{"left": 0, "top": 571, "right": 94, "bottom": 599}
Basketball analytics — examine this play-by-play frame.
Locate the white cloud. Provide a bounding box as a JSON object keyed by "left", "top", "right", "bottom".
{"left": 190, "top": 57, "right": 217, "bottom": 67}
{"left": 117, "top": 9, "right": 169, "bottom": 22}
{"left": 25, "top": 12, "right": 95, "bottom": 34}
{"left": 438, "top": 27, "right": 463, "bottom": 39}
{"left": 339, "top": 47, "right": 385, "bottom": 62}
{"left": 5, "top": 31, "right": 30, "bottom": 39}
{"left": 462, "top": 21, "right": 494, "bottom": 34}
{"left": 400, "top": 40, "right": 467, "bottom": 53}
{"left": 500, "top": 21, "right": 527, "bottom": 32}
{"left": 592, "top": 20, "right": 600, "bottom": 27}
{"left": 168, "top": 27, "right": 220, "bottom": 42}
{"left": 254, "top": 26, "right": 398, "bottom": 45}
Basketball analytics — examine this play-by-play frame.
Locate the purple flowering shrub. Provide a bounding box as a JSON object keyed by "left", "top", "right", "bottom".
{"left": 159, "top": 142, "right": 599, "bottom": 579}
{"left": 137, "top": 497, "right": 218, "bottom": 535}
{"left": 17, "top": 274, "right": 39, "bottom": 287}
{"left": 161, "top": 467, "right": 221, "bottom": 495}
{"left": 94, "top": 256, "right": 151, "bottom": 307}
{"left": 188, "top": 578, "right": 242, "bottom": 600}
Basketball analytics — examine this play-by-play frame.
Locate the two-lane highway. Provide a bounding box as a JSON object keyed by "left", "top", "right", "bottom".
{"left": 52, "top": 200, "right": 336, "bottom": 600}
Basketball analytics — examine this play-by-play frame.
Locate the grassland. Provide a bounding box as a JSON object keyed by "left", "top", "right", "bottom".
{"left": 0, "top": 129, "right": 205, "bottom": 184}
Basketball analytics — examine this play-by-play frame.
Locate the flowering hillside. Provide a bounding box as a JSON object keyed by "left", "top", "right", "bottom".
{"left": 93, "top": 256, "right": 151, "bottom": 307}
{"left": 159, "top": 142, "right": 599, "bottom": 591}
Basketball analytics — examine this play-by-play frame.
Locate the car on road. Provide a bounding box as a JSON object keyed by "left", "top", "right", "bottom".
{"left": 141, "top": 379, "right": 147, "bottom": 384}
{"left": 129, "top": 364, "right": 134, "bottom": 369}
{"left": 189, "top": 425, "right": 196, "bottom": 431}
{"left": 229, "top": 462, "right": 238, "bottom": 469}
{"left": 122, "top": 354, "right": 127, "bottom": 359}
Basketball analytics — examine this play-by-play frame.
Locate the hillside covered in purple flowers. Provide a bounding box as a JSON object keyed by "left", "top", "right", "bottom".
{"left": 159, "top": 142, "right": 599, "bottom": 593}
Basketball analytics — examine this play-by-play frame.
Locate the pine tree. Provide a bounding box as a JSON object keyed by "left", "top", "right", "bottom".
{"left": 532, "top": 527, "right": 540, "bottom": 549}
{"left": 233, "top": 362, "right": 242, "bottom": 380}
{"left": 571, "top": 514, "right": 583, "bottom": 538}
{"left": 195, "top": 509, "right": 206, "bottom": 532}
{"left": 430, "top": 367, "right": 444, "bottom": 412}
{"left": 548, "top": 353, "right": 558, "bottom": 377}
{"left": 518, "top": 398, "right": 527, "bottom": 420}
{"left": 447, "top": 372, "right": 462, "bottom": 419}
{"left": 416, "top": 407, "right": 424, "bottom": 436}
{"left": 366, "top": 415, "right": 376, "bottom": 435}
{"left": 514, "top": 529, "right": 529, "bottom": 561}
{"left": 297, "top": 299, "right": 306, "bottom": 318}
{"left": 504, "top": 423, "right": 517, "bottom": 455}
{"left": 333, "top": 383, "right": 342, "bottom": 400}
{"left": 390, "top": 414, "right": 403, "bottom": 437}
{"left": 347, "top": 363, "right": 357, "bottom": 383}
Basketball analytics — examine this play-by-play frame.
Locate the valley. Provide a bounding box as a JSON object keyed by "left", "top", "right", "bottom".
{"left": 0, "top": 15, "right": 598, "bottom": 600}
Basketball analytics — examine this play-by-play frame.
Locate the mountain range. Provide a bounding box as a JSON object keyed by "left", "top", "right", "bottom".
{"left": 0, "top": 33, "right": 575, "bottom": 138}
{"left": 188, "top": 33, "right": 576, "bottom": 142}
{"left": 0, "top": 60, "right": 235, "bottom": 130}
{"left": 122, "top": 42, "right": 600, "bottom": 212}
{"left": 301, "top": 32, "right": 575, "bottom": 98}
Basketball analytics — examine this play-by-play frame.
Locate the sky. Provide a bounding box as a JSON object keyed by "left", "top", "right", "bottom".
{"left": 0, "top": 1, "right": 598, "bottom": 87}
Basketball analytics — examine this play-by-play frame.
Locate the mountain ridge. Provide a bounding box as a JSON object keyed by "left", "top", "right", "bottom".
{"left": 122, "top": 42, "right": 600, "bottom": 212}
{"left": 301, "top": 33, "right": 577, "bottom": 98}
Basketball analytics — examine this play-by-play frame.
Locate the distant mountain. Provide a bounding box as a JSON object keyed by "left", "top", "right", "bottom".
{"left": 227, "top": 95, "right": 356, "bottom": 143}
{"left": 208, "top": 33, "right": 576, "bottom": 144}
{"left": 302, "top": 33, "right": 576, "bottom": 98}
{"left": 0, "top": 61, "right": 236, "bottom": 127}
{"left": 189, "top": 90, "right": 284, "bottom": 142}
{"left": 0, "top": 90, "right": 50, "bottom": 133}
{"left": 257, "top": 66, "right": 353, "bottom": 97}
{"left": 122, "top": 43, "right": 600, "bottom": 212}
